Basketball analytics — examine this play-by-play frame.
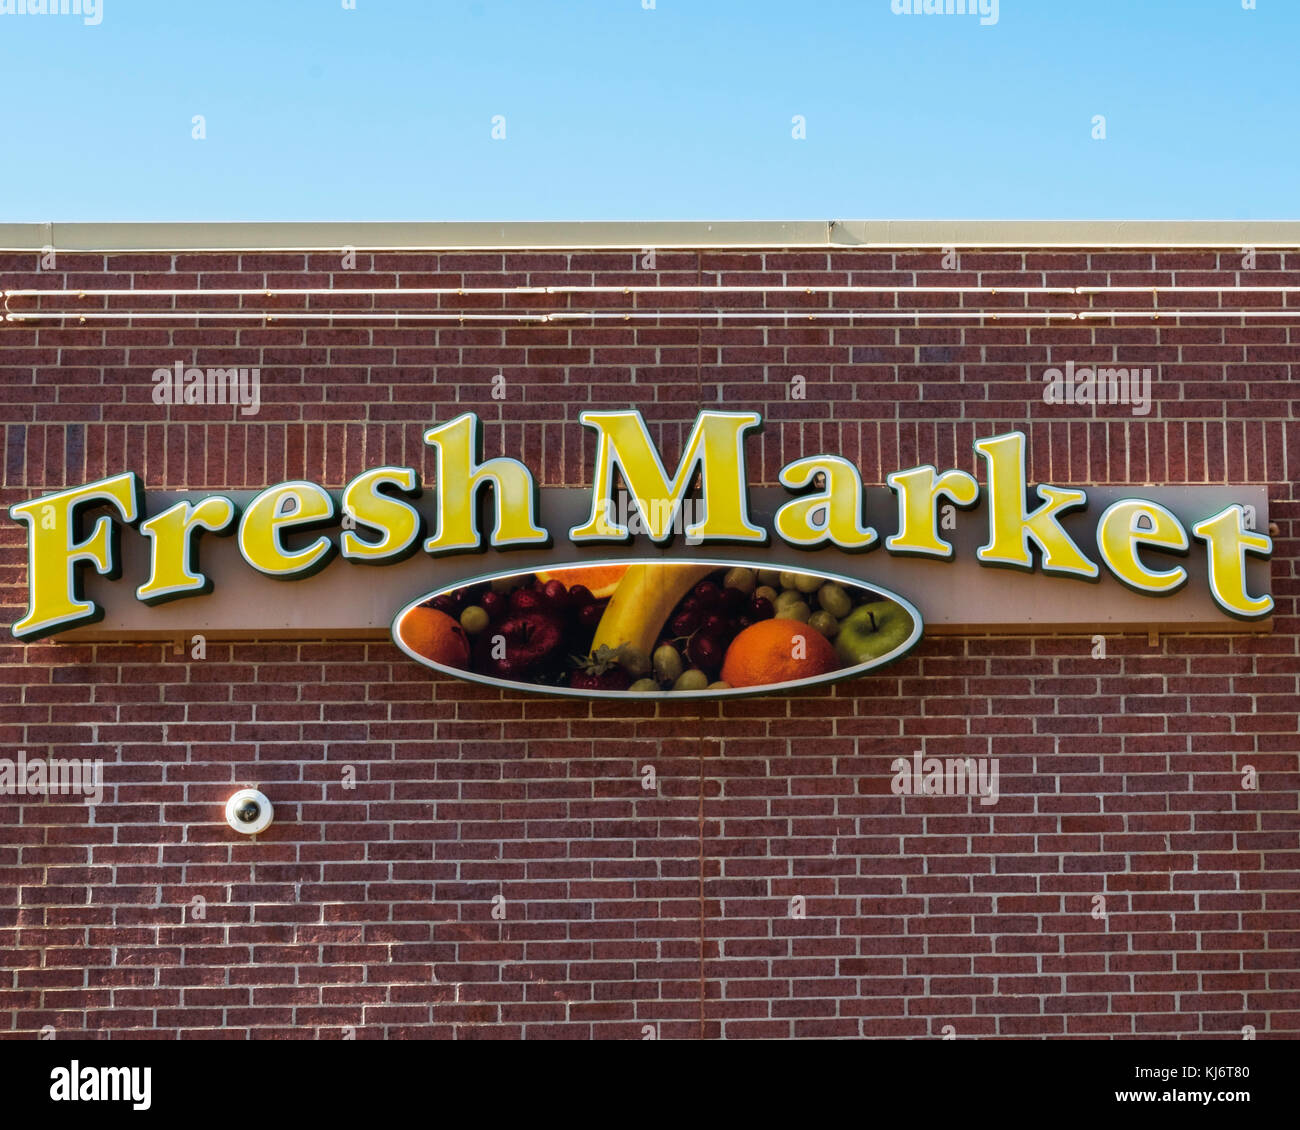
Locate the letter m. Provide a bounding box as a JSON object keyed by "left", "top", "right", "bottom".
{"left": 207, "top": 368, "right": 238, "bottom": 405}
{"left": 570, "top": 411, "right": 764, "bottom": 543}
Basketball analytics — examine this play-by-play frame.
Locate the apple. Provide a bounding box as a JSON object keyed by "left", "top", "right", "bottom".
{"left": 834, "top": 600, "right": 915, "bottom": 666}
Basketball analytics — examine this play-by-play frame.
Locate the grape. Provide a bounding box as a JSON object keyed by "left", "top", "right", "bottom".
{"left": 673, "top": 669, "right": 709, "bottom": 691}
{"left": 653, "top": 645, "right": 684, "bottom": 684}
{"left": 628, "top": 678, "right": 660, "bottom": 693}
{"left": 707, "top": 681, "right": 731, "bottom": 690}
{"left": 754, "top": 585, "right": 779, "bottom": 605}
{"left": 720, "top": 587, "right": 746, "bottom": 613}
{"left": 781, "top": 602, "right": 811, "bottom": 623}
{"left": 757, "top": 569, "right": 781, "bottom": 588}
{"left": 618, "top": 646, "right": 651, "bottom": 679}
{"left": 776, "top": 590, "right": 804, "bottom": 611}
{"left": 670, "top": 609, "right": 701, "bottom": 636}
{"left": 817, "top": 582, "right": 852, "bottom": 618}
{"left": 723, "top": 567, "right": 756, "bottom": 595}
{"left": 460, "top": 606, "right": 489, "bottom": 634}
{"left": 489, "top": 576, "right": 518, "bottom": 594}
{"left": 794, "top": 573, "right": 821, "bottom": 594}
{"left": 693, "top": 581, "right": 722, "bottom": 608}
{"left": 778, "top": 571, "right": 800, "bottom": 591}
{"left": 808, "top": 611, "right": 839, "bottom": 639}
{"left": 702, "top": 613, "right": 728, "bottom": 635}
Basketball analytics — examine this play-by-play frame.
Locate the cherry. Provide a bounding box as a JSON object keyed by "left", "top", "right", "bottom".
{"left": 687, "top": 633, "right": 725, "bottom": 675}
{"left": 541, "top": 579, "right": 568, "bottom": 608}
{"left": 748, "top": 596, "right": 774, "bottom": 621}
{"left": 578, "top": 601, "right": 606, "bottom": 629}
{"left": 568, "top": 584, "right": 594, "bottom": 608}
{"left": 480, "top": 591, "right": 507, "bottom": 620}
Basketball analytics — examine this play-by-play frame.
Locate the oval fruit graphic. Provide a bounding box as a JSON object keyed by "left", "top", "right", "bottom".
{"left": 392, "top": 560, "right": 923, "bottom": 698}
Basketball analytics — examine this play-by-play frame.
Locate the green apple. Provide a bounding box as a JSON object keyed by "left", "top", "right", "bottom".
{"left": 834, "top": 600, "right": 915, "bottom": 666}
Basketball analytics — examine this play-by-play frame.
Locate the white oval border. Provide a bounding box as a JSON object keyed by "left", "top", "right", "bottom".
{"left": 390, "top": 558, "right": 925, "bottom": 700}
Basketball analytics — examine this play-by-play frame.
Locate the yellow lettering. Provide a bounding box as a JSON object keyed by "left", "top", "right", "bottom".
{"left": 238, "top": 481, "right": 336, "bottom": 577}
{"left": 1191, "top": 506, "right": 1273, "bottom": 619}
{"left": 136, "top": 496, "right": 237, "bottom": 604}
{"left": 1096, "top": 500, "right": 1188, "bottom": 595}
{"left": 885, "top": 465, "right": 979, "bottom": 559}
{"left": 341, "top": 467, "right": 422, "bottom": 563}
{"left": 570, "top": 410, "right": 763, "bottom": 543}
{"left": 423, "top": 414, "right": 548, "bottom": 554}
{"left": 973, "top": 432, "right": 1098, "bottom": 579}
{"left": 10, "top": 473, "right": 141, "bottom": 640}
{"left": 775, "top": 456, "right": 876, "bottom": 549}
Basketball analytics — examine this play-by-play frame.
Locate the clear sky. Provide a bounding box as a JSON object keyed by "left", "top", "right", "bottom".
{"left": 1, "top": 0, "right": 1295, "bottom": 222}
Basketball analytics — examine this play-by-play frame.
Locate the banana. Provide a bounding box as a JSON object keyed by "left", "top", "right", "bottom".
{"left": 590, "top": 562, "right": 716, "bottom": 658}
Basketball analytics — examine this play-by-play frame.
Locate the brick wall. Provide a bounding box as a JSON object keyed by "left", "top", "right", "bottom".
{"left": 1, "top": 245, "right": 1297, "bottom": 1039}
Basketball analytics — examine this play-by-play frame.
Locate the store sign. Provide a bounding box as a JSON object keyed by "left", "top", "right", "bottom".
{"left": 8, "top": 411, "right": 1274, "bottom": 698}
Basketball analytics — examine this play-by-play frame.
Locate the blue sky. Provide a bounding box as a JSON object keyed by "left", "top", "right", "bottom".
{"left": 1, "top": 0, "right": 1294, "bottom": 221}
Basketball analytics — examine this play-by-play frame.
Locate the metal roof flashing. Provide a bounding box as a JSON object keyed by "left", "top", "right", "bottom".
{"left": 0, "top": 220, "right": 1297, "bottom": 252}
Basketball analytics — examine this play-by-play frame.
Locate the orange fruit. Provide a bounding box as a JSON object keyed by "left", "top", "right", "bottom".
{"left": 400, "top": 606, "right": 471, "bottom": 668}
{"left": 533, "top": 564, "right": 629, "bottom": 599}
{"left": 720, "top": 617, "right": 840, "bottom": 689}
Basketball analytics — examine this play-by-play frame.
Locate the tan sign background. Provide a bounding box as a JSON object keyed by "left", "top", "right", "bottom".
{"left": 56, "top": 484, "right": 1270, "bottom": 640}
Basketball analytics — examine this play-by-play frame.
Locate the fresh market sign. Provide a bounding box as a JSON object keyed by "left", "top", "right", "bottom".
{"left": 8, "top": 411, "right": 1273, "bottom": 697}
